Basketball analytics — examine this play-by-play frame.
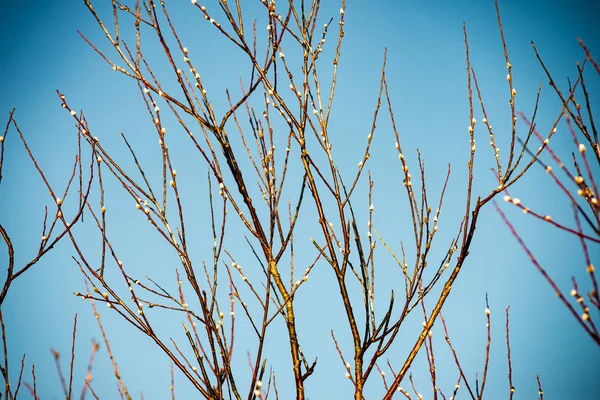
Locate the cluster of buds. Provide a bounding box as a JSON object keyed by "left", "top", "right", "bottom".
{"left": 231, "top": 261, "right": 247, "bottom": 282}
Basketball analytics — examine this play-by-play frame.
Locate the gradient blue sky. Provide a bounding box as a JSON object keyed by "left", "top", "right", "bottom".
{"left": 1, "top": 0, "right": 599, "bottom": 398}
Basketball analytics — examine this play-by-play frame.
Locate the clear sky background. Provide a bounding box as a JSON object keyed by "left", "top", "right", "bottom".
{"left": 1, "top": 0, "right": 599, "bottom": 399}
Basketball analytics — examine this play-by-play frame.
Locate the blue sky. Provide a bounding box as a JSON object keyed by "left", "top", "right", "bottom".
{"left": 1, "top": 0, "right": 599, "bottom": 398}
